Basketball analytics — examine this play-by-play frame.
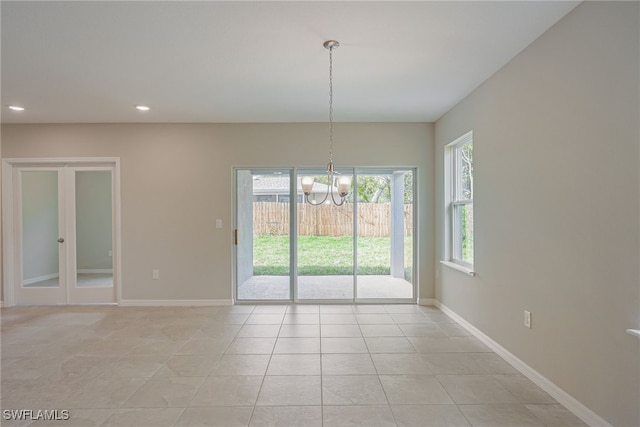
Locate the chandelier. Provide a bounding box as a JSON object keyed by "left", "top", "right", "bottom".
{"left": 301, "top": 40, "right": 351, "bottom": 206}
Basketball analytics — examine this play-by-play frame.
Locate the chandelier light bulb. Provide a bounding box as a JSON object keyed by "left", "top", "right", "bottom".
{"left": 336, "top": 176, "right": 351, "bottom": 197}
{"left": 301, "top": 176, "right": 314, "bottom": 195}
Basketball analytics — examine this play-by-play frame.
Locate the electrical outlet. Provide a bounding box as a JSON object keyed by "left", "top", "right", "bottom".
{"left": 108, "top": 250, "right": 113, "bottom": 257}
{"left": 152, "top": 269, "right": 160, "bottom": 280}
{"left": 216, "top": 219, "right": 223, "bottom": 229}
{"left": 524, "top": 310, "right": 532, "bottom": 328}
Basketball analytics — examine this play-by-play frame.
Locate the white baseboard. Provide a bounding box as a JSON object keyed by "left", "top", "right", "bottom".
{"left": 433, "top": 301, "right": 611, "bottom": 427}
{"left": 417, "top": 298, "right": 438, "bottom": 306}
{"left": 77, "top": 269, "right": 113, "bottom": 274}
{"left": 22, "top": 273, "right": 59, "bottom": 285}
{"left": 119, "top": 299, "right": 233, "bottom": 307}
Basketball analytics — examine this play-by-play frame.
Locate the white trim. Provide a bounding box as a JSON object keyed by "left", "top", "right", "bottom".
{"left": 2, "top": 160, "right": 16, "bottom": 307}
{"left": 119, "top": 299, "right": 233, "bottom": 307}
{"left": 3, "top": 157, "right": 121, "bottom": 165}
{"left": 22, "top": 273, "right": 60, "bottom": 285}
{"left": 417, "top": 298, "right": 438, "bottom": 306}
{"left": 433, "top": 300, "right": 612, "bottom": 427}
{"left": 77, "top": 269, "right": 113, "bottom": 274}
{"left": 113, "top": 159, "right": 122, "bottom": 305}
{"left": 440, "top": 260, "right": 475, "bottom": 276}
{"left": 445, "top": 131, "right": 473, "bottom": 149}
{"left": 626, "top": 329, "right": 640, "bottom": 338}
{"left": 2, "top": 158, "right": 121, "bottom": 307}
{"left": 444, "top": 131, "right": 474, "bottom": 270}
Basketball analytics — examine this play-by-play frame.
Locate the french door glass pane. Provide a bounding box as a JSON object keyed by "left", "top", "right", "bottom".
{"left": 237, "top": 170, "right": 291, "bottom": 300}
{"left": 75, "top": 171, "right": 113, "bottom": 288}
{"left": 356, "top": 170, "right": 413, "bottom": 299}
{"left": 297, "top": 170, "right": 354, "bottom": 300}
{"left": 21, "top": 171, "right": 60, "bottom": 288}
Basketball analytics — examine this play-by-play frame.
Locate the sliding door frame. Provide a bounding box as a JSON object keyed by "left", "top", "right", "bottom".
{"left": 232, "top": 166, "right": 418, "bottom": 304}
{"left": 233, "top": 168, "right": 296, "bottom": 304}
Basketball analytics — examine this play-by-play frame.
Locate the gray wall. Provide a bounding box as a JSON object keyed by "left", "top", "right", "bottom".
{"left": 1, "top": 123, "right": 434, "bottom": 301}
{"left": 434, "top": 2, "right": 639, "bottom": 426}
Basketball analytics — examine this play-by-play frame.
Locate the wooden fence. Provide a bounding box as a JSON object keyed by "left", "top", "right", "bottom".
{"left": 253, "top": 202, "right": 413, "bottom": 237}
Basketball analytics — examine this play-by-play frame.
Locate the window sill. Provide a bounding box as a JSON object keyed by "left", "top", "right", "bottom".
{"left": 440, "top": 261, "right": 475, "bottom": 277}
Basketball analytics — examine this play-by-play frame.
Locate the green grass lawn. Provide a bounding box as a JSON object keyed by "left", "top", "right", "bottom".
{"left": 253, "top": 235, "right": 412, "bottom": 278}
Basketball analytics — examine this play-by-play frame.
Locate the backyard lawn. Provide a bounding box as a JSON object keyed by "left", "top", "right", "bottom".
{"left": 253, "top": 235, "right": 412, "bottom": 277}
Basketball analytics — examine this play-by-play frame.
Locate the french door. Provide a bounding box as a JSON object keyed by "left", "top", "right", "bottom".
{"left": 234, "top": 167, "right": 416, "bottom": 303}
{"left": 5, "top": 162, "right": 118, "bottom": 305}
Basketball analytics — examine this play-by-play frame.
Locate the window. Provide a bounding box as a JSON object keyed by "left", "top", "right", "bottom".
{"left": 446, "top": 131, "right": 474, "bottom": 270}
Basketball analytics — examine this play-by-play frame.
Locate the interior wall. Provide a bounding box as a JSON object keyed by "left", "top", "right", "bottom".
{"left": 1, "top": 122, "right": 434, "bottom": 301}
{"left": 434, "top": 2, "right": 639, "bottom": 426}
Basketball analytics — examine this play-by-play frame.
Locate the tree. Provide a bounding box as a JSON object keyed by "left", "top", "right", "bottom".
{"left": 357, "top": 176, "right": 390, "bottom": 203}
{"left": 355, "top": 172, "right": 414, "bottom": 204}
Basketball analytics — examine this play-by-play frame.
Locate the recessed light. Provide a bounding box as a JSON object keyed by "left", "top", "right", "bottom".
{"left": 135, "top": 105, "right": 150, "bottom": 111}
{"left": 8, "top": 105, "right": 25, "bottom": 111}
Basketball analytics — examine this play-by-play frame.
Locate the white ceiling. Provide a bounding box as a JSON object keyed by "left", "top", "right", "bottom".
{"left": 1, "top": 1, "right": 579, "bottom": 124}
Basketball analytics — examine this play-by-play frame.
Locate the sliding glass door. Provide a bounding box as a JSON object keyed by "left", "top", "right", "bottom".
{"left": 234, "top": 167, "right": 415, "bottom": 303}
{"left": 296, "top": 168, "right": 354, "bottom": 302}
{"left": 355, "top": 170, "right": 414, "bottom": 301}
{"left": 236, "top": 170, "right": 292, "bottom": 300}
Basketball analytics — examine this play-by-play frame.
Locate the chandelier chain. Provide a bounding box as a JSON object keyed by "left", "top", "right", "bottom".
{"left": 301, "top": 40, "right": 349, "bottom": 207}
{"left": 328, "top": 45, "right": 334, "bottom": 164}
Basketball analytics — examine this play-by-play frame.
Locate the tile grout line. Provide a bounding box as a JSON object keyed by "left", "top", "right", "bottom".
{"left": 318, "top": 307, "right": 324, "bottom": 427}
{"left": 361, "top": 309, "right": 400, "bottom": 427}
{"left": 246, "top": 306, "right": 285, "bottom": 426}
{"left": 173, "top": 305, "right": 252, "bottom": 426}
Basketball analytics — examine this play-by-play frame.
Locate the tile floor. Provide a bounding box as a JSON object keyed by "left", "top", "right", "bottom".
{"left": 0, "top": 304, "right": 586, "bottom": 426}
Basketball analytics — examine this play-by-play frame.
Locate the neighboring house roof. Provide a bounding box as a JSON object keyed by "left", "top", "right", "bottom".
{"left": 253, "top": 176, "right": 334, "bottom": 194}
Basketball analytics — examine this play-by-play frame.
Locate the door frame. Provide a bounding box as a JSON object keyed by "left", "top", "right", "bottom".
{"left": 232, "top": 166, "right": 418, "bottom": 304}
{"left": 2, "top": 157, "right": 122, "bottom": 306}
{"left": 233, "top": 168, "right": 296, "bottom": 303}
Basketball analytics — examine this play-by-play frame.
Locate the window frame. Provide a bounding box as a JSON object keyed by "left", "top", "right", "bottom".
{"left": 443, "top": 131, "right": 475, "bottom": 275}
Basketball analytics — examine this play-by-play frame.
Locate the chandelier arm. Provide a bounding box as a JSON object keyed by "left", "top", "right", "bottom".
{"left": 304, "top": 186, "right": 331, "bottom": 206}
{"left": 329, "top": 191, "right": 347, "bottom": 206}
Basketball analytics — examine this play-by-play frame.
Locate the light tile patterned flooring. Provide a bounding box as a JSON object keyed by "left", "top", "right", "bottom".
{"left": 0, "top": 304, "right": 586, "bottom": 426}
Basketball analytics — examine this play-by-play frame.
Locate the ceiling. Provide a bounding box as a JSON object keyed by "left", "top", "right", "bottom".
{"left": 1, "top": 1, "right": 579, "bottom": 124}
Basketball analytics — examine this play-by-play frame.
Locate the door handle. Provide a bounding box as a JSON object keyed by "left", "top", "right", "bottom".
{"left": 57, "top": 238, "right": 65, "bottom": 243}
{"left": 234, "top": 229, "right": 238, "bottom": 245}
